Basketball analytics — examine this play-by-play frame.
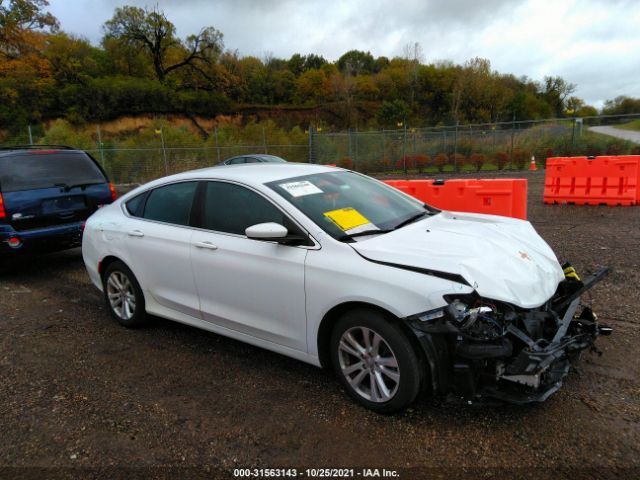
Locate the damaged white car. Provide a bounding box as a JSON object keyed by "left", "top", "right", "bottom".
{"left": 82, "top": 164, "right": 612, "bottom": 412}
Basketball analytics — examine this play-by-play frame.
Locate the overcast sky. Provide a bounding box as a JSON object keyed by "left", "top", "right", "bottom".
{"left": 47, "top": 0, "right": 640, "bottom": 108}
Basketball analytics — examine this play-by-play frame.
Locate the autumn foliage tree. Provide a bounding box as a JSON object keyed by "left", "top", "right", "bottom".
{"left": 0, "top": 1, "right": 608, "bottom": 134}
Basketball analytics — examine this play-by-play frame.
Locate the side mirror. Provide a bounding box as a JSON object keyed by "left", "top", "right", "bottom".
{"left": 245, "top": 222, "right": 288, "bottom": 239}
{"left": 245, "top": 222, "right": 309, "bottom": 245}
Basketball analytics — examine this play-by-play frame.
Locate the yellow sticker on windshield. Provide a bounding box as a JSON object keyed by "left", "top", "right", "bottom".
{"left": 324, "top": 207, "right": 371, "bottom": 231}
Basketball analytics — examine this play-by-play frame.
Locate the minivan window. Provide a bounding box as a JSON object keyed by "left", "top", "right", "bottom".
{"left": 0, "top": 152, "right": 106, "bottom": 192}
{"left": 203, "top": 181, "right": 285, "bottom": 235}
{"left": 143, "top": 182, "right": 197, "bottom": 226}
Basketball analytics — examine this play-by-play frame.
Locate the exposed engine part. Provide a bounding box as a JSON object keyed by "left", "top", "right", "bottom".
{"left": 446, "top": 301, "right": 505, "bottom": 341}
{"left": 501, "top": 372, "right": 541, "bottom": 389}
{"left": 405, "top": 266, "right": 613, "bottom": 404}
{"left": 455, "top": 338, "right": 512, "bottom": 359}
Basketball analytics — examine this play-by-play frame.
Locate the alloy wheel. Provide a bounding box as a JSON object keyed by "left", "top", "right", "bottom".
{"left": 106, "top": 271, "right": 136, "bottom": 320}
{"left": 337, "top": 326, "right": 401, "bottom": 403}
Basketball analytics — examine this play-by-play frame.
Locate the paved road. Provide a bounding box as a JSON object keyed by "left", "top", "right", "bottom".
{"left": 590, "top": 125, "right": 640, "bottom": 143}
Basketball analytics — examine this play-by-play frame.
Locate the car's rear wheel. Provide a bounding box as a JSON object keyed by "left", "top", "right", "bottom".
{"left": 103, "top": 261, "right": 147, "bottom": 327}
{"left": 330, "top": 308, "right": 422, "bottom": 413}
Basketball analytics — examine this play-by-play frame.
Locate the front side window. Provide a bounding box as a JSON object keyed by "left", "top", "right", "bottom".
{"left": 143, "top": 182, "right": 197, "bottom": 226}
{"left": 202, "top": 181, "right": 286, "bottom": 235}
{"left": 267, "top": 171, "right": 429, "bottom": 240}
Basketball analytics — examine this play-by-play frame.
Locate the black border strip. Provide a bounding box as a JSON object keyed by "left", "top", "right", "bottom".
{"left": 353, "top": 249, "right": 471, "bottom": 286}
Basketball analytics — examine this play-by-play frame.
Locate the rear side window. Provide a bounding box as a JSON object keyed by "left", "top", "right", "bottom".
{"left": 0, "top": 152, "right": 106, "bottom": 192}
{"left": 203, "top": 181, "right": 285, "bottom": 235}
{"left": 143, "top": 182, "right": 197, "bottom": 226}
{"left": 227, "top": 157, "right": 246, "bottom": 165}
{"left": 125, "top": 193, "right": 146, "bottom": 217}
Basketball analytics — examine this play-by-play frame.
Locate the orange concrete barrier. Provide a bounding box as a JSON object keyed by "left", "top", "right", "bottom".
{"left": 543, "top": 156, "right": 640, "bottom": 206}
{"left": 384, "top": 179, "right": 528, "bottom": 220}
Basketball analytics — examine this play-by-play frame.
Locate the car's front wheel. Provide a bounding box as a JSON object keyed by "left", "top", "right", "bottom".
{"left": 330, "top": 308, "right": 422, "bottom": 413}
{"left": 103, "top": 260, "right": 147, "bottom": 327}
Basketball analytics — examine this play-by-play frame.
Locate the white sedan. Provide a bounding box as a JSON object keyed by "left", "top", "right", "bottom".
{"left": 82, "top": 163, "right": 611, "bottom": 412}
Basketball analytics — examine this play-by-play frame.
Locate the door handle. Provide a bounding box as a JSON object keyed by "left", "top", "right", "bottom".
{"left": 127, "top": 230, "right": 144, "bottom": 237}
{"left": 194, "top": 241, "right": 218, "bottom": 250}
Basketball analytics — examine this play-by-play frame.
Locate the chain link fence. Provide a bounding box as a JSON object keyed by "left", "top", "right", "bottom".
{"left": 311, "top": 113, "right": 640, "bottom": 174}
{"left": 85, "top": 144, "right": 309, "bottom": 184}
{"left": 3, "top": 113, "right": 640, "bottom": 184}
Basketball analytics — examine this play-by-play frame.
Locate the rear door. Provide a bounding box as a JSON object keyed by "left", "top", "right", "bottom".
{"left": 0, "top": 151, "right": 112, "bottom": 232}
{"left": 123, "top": 181, "right": 201, "bottom": 319}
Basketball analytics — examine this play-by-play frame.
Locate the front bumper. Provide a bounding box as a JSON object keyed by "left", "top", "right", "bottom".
{"left": 407, "top": 267, "right": 612, "bottom": 404}
{"left": 0, "top": 221, "right": 84, "bottom": 254}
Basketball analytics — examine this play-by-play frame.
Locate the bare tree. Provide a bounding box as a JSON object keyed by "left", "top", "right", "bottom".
{"left": 103, "top": 5, "right": 223, "bottom": 82}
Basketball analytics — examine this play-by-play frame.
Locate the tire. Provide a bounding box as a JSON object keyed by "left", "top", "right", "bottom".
{"left": 330, "top": 308, "right": 422, "bottom": 413}
{"left": 102, "top": 260, "right": 147, "bottom": 328}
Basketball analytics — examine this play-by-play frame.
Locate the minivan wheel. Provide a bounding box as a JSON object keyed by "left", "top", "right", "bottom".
{"left": 330, "top": 308, "right": 422, "bottom": 413}
{"left": 103, "top": 261, "right": 147, "bottom": 327}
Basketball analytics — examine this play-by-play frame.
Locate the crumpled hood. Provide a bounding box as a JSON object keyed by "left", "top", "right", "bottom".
{"left": 351, "top": 211, "right": 565, "bottom": 309}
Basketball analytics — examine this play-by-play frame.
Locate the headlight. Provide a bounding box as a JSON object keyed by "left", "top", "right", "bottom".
{"left": 417, "top": 308, "right": 445, "bottom": 322}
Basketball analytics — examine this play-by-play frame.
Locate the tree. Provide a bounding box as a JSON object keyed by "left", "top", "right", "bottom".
{"left": 337, "top": 50, "right": 375, "bottom": 76}
{"left": 103, "top": 6, "right": 223, "bottom": 83}
{"left": 45, "top": 33, "right": 109, "bottom": 83}
{"left": 543, "top": 76, "right": 576, "bottom": 116}
{"left": 377, "top": 99, "right": 408, "bottom": 127}
{"left": 602, "top": 96, "right": 640, "bottom": 115}
{"left": 287, "top": 53, "right": 327, "bottom": 76}
{"left": 0, "top": 0, "right": 58, "bottom": 58}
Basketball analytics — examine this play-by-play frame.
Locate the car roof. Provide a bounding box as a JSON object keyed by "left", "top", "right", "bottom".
{"left": 142, "top": 163, "right": 343, "bottom": 189}
{"left": 0, "top": 147, "right": 87, "bottom": 158}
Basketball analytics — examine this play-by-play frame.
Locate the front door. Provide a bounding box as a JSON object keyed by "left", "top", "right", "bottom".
{"left": 190, "top": 181, "right": 308, "bottom": 352}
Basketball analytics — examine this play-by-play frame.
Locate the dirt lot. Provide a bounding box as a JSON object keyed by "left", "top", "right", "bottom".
{"left": 1, "top": 170, "right": 639, "bottom": 479}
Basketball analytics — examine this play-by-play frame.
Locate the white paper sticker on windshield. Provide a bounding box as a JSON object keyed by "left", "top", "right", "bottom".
{"left": 279, "top": 180, "right": 323, "bottom": 197}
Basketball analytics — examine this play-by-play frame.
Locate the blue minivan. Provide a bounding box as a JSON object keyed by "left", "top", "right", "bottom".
{"left": 0, "top": 145, "right": 116, "bottom": 254}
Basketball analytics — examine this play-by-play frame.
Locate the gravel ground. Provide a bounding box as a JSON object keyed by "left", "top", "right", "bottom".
{"left": 1, "top": 170, "right": 639, "bottom": 479}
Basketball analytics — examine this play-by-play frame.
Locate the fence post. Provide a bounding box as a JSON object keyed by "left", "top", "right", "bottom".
{"left": 96, "top": 125, "right": 105, "bottom": 167}
{"left": 354, "top": 126, "right": 358, "bottom": 170}
{"left": 27, "top": 125, "right": 33, "bottom": 145}
{"left": 262, "top": 126, "right": 268, "bottom": 154}
{"left": 159, "top": 127, "right": 168, "bottom": 175}
{"left": 443, "top": 130, "right": 446, "bottom": 154}
{"left": 454, "top": 121, "right": 458, "bottom": 172}
{"left": 402, "top": 122, "right": 407, "bottom": 175}
{"left": 382, "top": 129, "right": 385, "bottom": 166}
{"left": 308, "top": 126, "right": 314, "bottom": 163}
{"left": 214, "top": 127, "right": 221, "bottom": 163}
{"left": 510, "top": 113, "right": 516, "bottom": 170}
{"left": 413, "top": 129, "right": 416, "bottom": 154}
{"left": 348, "top": 128, "right": 352, "bottom": 160}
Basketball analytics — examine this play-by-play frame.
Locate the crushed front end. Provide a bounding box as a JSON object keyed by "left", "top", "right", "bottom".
{"left": 406, "top": 265, "right": 613, "bottom": 404}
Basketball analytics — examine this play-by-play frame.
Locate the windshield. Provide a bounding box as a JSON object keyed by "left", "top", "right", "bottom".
{"left": 267, "top": 171, "right": 432, "bottom": 240}
{"left": 0, "top": 152, "right": 106, "bottom": 192}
